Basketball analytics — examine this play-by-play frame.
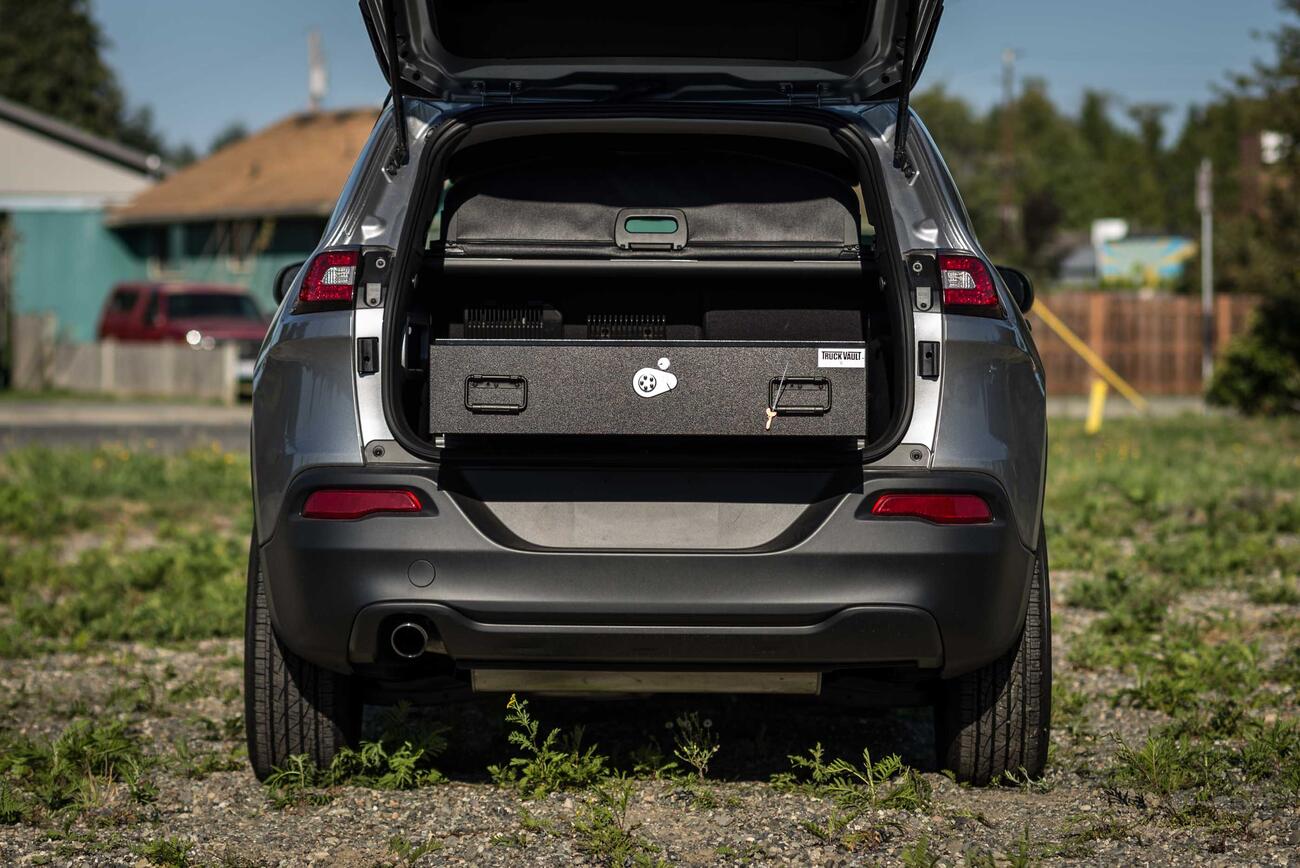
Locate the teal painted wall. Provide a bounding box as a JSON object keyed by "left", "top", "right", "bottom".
{"left": 9, "top": 213, "right": 325, "bottom": 341}
{"left": 117, "top": 218, "right": 326, "bottom": 313}
{"left": 10, "top": 209, "right": 147, "bottom": 342}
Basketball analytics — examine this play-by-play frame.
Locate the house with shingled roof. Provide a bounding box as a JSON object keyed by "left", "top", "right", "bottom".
{"left": 107, "top": 107, "right": 379, "bottom": 318}
{"left": 0, "top": 94, "right": 161, "bottom": 359}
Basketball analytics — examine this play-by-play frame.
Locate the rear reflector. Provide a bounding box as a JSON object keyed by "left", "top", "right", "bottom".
{"left": 302, "top": 489, "right": 421, "bottom": 520}
{"left": 938, "top": 254, "right": 1000, "bottom": 314}
{"left": 870, "top": 493, "right": 992, "bottom": 524}
{"left": 294, "top": 250, "right": 359, "bottom": 312}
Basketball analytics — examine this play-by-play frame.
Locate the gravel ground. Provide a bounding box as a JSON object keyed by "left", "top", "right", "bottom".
{"left": 2, "top": 576, "right": 1298, "bottom": 868}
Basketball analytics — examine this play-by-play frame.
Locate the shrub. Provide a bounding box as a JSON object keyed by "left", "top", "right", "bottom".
{"left": 1208, "top": 331, "right": 1300, "bottom": 416}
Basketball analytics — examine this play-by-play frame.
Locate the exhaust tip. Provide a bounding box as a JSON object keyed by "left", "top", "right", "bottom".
{"left": 390, "top": 621, "right": 429, "bottom": 659}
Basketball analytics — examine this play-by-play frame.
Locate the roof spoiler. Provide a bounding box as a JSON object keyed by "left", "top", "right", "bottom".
{"left": 382, "top": 0, "right": 409, "bottom": 172}
{"left": 892, "top": 0, "right": 918, "bottom": 179}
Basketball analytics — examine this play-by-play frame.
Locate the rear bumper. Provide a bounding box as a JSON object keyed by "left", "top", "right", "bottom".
{"left": 260, "top": 467, "right": 1036, "bottom": 680}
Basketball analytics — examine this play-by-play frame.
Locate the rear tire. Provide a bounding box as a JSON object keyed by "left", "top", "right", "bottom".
{"left": 244, "top": 535, "right": 360, "bottom": 781}
{"left": 934, "top": 529, "right": 1051, "bottom": 785}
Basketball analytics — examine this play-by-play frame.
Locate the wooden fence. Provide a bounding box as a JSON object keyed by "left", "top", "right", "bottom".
{"left": 11, "top": 314, "right": 239, "bottom": 404}
{"left": 1029, "top": 292, "right": 1260, "bottom": 396}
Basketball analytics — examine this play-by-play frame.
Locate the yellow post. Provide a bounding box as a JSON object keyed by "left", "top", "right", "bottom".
{"left": 1084, "top": 379, "right": 1109, "bottom": 435}
{"left": 1033, "top": 300, "right": 1150, "bottom": 413}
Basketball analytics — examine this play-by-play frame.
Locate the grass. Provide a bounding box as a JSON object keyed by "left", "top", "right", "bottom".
{"left": 0, "top": 720, "right": 156, "bottom": 824}
{"left": 1048, "top": 418, "right": 1300, "bottom": 806}
{"left": 0, "top": 528, "right": 246, "bottom": 656}
{"left": 1047, "top": 418, "right": 1300, "bottom": 585}
{"left": 0, "top": 444, "right": 249, "bottom": 540}
{"left": 0, "top": 416, "right": 1297, "bottom": 856}
{"left": 0, "top": 444, "right": 250, "bottom": 657}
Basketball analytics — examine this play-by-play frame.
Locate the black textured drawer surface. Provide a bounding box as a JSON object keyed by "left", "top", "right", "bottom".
{"left": 429, "top": 341, "right": 867, "bottom": 438}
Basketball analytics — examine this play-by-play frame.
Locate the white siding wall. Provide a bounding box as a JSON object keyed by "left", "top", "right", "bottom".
{"left": 0, "top": 119, "right": 153, "bottom": 205}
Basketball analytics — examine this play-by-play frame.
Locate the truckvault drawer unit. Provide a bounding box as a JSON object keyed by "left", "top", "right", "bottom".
{"left": 428, "top": 341, "right": 868, "bottom": 438}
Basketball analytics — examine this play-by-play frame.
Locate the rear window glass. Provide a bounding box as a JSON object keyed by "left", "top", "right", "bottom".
{"left": 429, "top": 0, "right": 872, "bottom": 62}
{"left": 108, "top": 290, "right": 138, "bottom": 313}
{"left": 166, "top": 293, "right": 261, "bottom": 320}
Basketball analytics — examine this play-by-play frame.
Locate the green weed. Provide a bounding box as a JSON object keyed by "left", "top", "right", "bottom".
{"left": 1044, "top": 812, "right": 1140, "bottom": 858}
{"left": 0, "top": 720, "right": 155, "bottom": 821}
{"left": 799, "top": 809, "right": 896, "bottom": 852}
{"left": 667, "top": 711, "right": 719, "bottom": 781}
{"left": 572, "top": 776, "right": 665, "bottom": 867}
{"left": 132, "top": 836, "right": 193, "bottom": 867}
{"left": 1117, "top": 616, "right": 1261, "bottom": 715}
{"left": 264, "top": 718, "right": 448, "bottom": 805}
{"left": 901, "top": 835, "right": 941, "bottom": 868}
{"left": 780, "top": 743, "right": 927, "bottom": 851}
{"left": 782, "top": 743, "right": 931, "bottom": 812}
{"left": 326, "top": 739, "right": 447, "bottom": 789}
{"left": 1002, "top": 824, "right": 1038, "bottom": 867}
{"left": 0, "top": 780, "right": 28, "bottom": 824}
{"left": 1108, "top": 733, "right": 1229, "bottom": 798}
{"left": 713, "top": 842, "right": 767, "bottom": 863}
{"left": 488, "top": 694, "right": 609, "bottom": 798}
{"left": 387, "top": 834, "right": 442, "bottom": 865}
{"left": 627, "top": 738, "right": 679, "bottom": 780}
{"left": 171, "top": 737, "right": 242, "bottom": 780}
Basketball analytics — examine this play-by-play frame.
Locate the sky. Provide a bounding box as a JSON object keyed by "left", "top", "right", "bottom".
{"left": 95, "top": 0, "right": 1290, "bottom": 154}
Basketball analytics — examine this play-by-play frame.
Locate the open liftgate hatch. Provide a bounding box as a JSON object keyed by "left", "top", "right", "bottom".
{"left": 428, "top": 341, "right": 867, "bottom": 438}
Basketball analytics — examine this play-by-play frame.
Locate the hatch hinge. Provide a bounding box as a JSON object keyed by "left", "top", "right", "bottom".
{"left": 382, "top": 0, "right": 408, "bottom": 173}
{"left": 893, "top": 0, "right": 919, "bottom": 180}
{"left": 471, "top": 80, "right": 522, "bottom": 105}
{"left": 779, "top": 82, "right": 831, "bottom": 107}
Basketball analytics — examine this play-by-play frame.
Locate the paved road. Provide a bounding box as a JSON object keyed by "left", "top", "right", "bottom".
{"left": 0, "top": 401, "right": 251, "bottom": 452}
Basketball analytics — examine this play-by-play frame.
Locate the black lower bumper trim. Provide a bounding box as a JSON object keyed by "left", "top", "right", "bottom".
{"left": 349, "top": 602, "right": 943, "bottom": 669}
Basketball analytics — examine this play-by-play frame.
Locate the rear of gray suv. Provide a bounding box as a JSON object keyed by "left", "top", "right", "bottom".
{"left": 245, "top": 0, "right": 1050, "bottom": 786}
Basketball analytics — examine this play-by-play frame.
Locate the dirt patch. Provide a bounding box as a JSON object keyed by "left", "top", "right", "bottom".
{"left": 2, "top": 602, "right": 1298, "bottom": 867}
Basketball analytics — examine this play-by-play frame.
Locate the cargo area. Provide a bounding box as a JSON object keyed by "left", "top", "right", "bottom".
{"left": 387, "top": 130, "right": 908, "bottom": 451}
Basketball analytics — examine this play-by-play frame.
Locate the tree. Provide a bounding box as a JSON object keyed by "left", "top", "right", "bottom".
{"left": 1208, "top": 0, "right": 1300, "bottom": 414}
{"left": 0, "top": 0, "right": 166, "bottom": 155}
{"left": 209, "top": 122, "right": 249, "bottom": 155}
{"left": 914, "top": 80, "right": 1181, "bottom": 282}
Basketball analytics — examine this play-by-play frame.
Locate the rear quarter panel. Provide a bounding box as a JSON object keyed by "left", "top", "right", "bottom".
{"left": 252, "top": 103, "right": 447, "bottom": 542}
{"left": 852, "top": 104, "right": 1047, "bottom": 549}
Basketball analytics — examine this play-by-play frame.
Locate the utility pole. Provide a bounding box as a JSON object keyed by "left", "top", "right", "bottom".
{"left": 999, "top": 49, "right": 1018, "bottom": 250}
{"left": 1197, "top": 158, "right": 1214, "bottom": 385}
{"left": 308, "top": 29, "right": 328, "bottom": 112}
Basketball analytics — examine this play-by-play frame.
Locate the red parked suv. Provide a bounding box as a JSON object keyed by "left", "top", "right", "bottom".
{"left": 97, "top": 283, "right": 269, "bottom": 389}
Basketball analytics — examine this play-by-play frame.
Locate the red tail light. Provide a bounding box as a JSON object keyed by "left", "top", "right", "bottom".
{"left": 870, "top": 493, "right": 992, "bottom": 524}
{"left": 938, "top": 254, "right": 1001, "bottom": 315}
{"left": 302, "top": 489, "right": 421, "bottom": 520}
{"left": 293, "top": 250, "right": 359, "bottom": 313}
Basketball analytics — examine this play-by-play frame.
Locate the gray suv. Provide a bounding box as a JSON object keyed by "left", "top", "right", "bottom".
{"left": 245, "top": 0, "right": 1050, "bottom": 787}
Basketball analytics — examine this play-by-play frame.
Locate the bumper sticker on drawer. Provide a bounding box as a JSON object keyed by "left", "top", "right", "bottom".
{"left": 817, "top": 348, "right": 866, "bottom": 368}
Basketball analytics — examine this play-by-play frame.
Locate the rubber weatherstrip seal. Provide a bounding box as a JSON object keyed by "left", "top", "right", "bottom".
{"left": 379, "top": 103, "right": 916, "bottom": 465}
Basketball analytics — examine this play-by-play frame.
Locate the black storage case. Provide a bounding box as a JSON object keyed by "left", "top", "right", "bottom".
{"left": 424, "top": 141, "right": 871, "bottom": 441}
{"left": 428, "top": 341, "right": 867, "bottom": 438}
